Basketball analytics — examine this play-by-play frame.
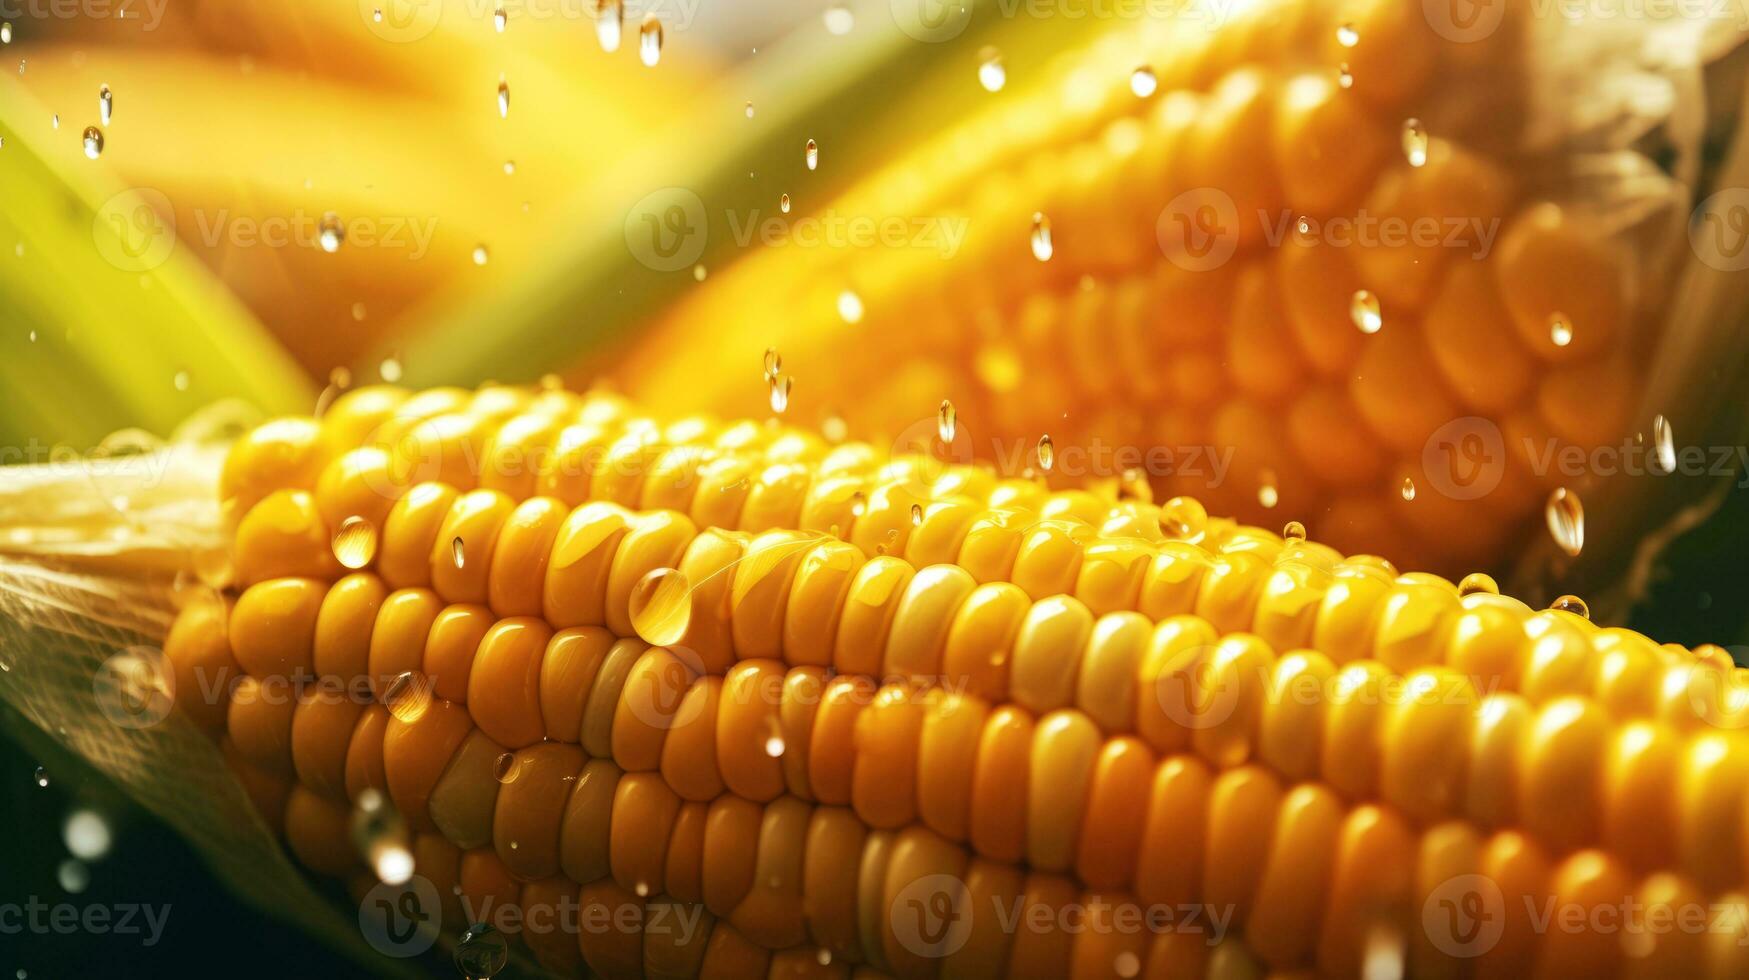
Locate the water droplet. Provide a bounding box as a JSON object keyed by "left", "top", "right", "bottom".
{"left": 805, "top": 138, "right": 818, "bottom": 171}
{"left": 1162, "top": 496, "right": 1208, "bottom": 541}
{"left": 451, "top": 536, "right": 466, "bottom": 568}
{"left": 1030, "top": 212, "right": 1053, "bottom": 262}
{"left": 58, "top": 859, "right": 89, "bottom": 894}
{"left": 1349, "top": 289, "right": 1382, "bottom": 334}
{"left": 850, "top": 492, "right": 867, "bottom": 518}
{"left": 1257, "top": 471, "right": 1279, "bottom": 509}
{"left": 1338, "top": 63, "right": 1353, "bottom": 88}
{"left": 1458, "top": 572, "right": 1498, "bottom": 597}
{"left": 98, "top": 84, "right": 112, "bottom": 125}
{"left": 763, "top": 716, "right": 786, "bottom": 757}
{"left": 1296, "top": 216, "right": 1311, "bottom": 235}
{"left": 938, "top": 399, "right": 957, "bottom": 443}
{"left": 595, "top": 0, "right": 622, "bottom": 51}
{"left": 383, "top": 671, "right": 431, "bottom": 723}
{"left": 692, "top": 263, "right": 706, "bottom": 281}
{"left": 455, "top": 922, "right": 510, "bottom": 979}
{"left": 63, "top": 810, "right": 111, "bottom": 860}
{"left": 81, "top": 126, "right": 102, "bottom": 159}
{"left": 497, "top": 79, "right": 509, "bottom": 118}
{"left": 493, "top": 752, "right": 520, "bottom": 784}
{"left": 1282, "top": 520, "right": 1307, "bottom": 542}
{"left": 1130, "top": 66, "right": 1157, "bottom": 98}
{"left": 1550, "top": 594, "right": 1590, "bottom": 619}
{"left": 630, "top": 567, "right": 691, "bottom": 647}
{"left": 502, "top": 159, "right": 515, "bottom": 175}
{"left": 1400, "top": 477, "right": 1416, "bottom": 501}
{"left": 472, "top": 244, "right": 489, "bottom": 266}
{"left": 1548, "top": 313, "right": 1572, "bottom": 347}
{"left": 333, "top": 516, "right": 379, "bottom": 569}
{"left": 51, "top": 113, "right": 58, "bottom": 129}
{"left": 493, "top": 5, "right": 506, "bottom": 31}
{"left": 1653, "top": 414, "right": 1676, "bottom": 473}
{"left": 1545, "top": 487, "right": 1584, "bottom": 557}
{"left": 1401, "top": 118, "right": 1428, "bottom": 168}
{"left": 318, "top": 213, "right": 344, "bottom": 253}
{"left": 380, "top": 354, "right": 403, "bottom": 383}
{"left": 173, "top": 369, "right": 191, "bottom": 392}
{"left": 33, "top": 766, "right": 48, "bottom": 788}
{"left": 638, "top": 15, "right": 662, "bottom": 67}
{"left": 780, "top": 192, "right": 791, "bottom": 214}
{"left": 769, "top": 373, "right": 792, "bottom": 414}
{"left": 372, "top": 7, "right": 383, "bottom": 22}
{"left": 744, "top": 101, "right": 754, "bottom": 118}
{"left": 817, "top": 949, "right": 833, "bottom": 966}
{"left": 836, "top": 289, "right": 863, "bottom": 324}
{"left": 1036, "top": 433, "right": 1055, "bottom": 471}
{"left": 763, "top": 347, "right": 782, "bottom": 380}
{"left": 350, "top": 789, "right": 413, "bottom": 884}
{"left": 1, "top": 23, "right": 11, "bottom": 43}
{"left": 978, "top": 48, "right": 1005, "bottom": 92}
{"left": 1337, "top": 22, "right": 1358, "bottom": 47}
{"left": 822, "top": 5, "right": 853, "bottom": 34}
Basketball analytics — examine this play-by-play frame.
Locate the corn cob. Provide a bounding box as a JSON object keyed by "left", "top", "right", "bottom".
{"left": 609, "top": 0, "right": 1662, "bottom": 581}
{"left": 171, "top": 387, "right": 1749, "bottom": 977}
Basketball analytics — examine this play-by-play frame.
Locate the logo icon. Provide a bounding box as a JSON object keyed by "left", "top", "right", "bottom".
{"left": 1692, "top": 188, "right": 1749, "bottom": 273}
{"left": 362, "top": 0, "right": 442, "bottom": 43}
{"left": 1422, "top": 873, "right": 1505, "bottom": 958}
{"left": 1421, "top": 416, "right": 1504, "bottom": 501}
{"left": 619, "top": 644, "right": 709, "bottom": 730}
{"left": 1156, "top": 188, "right": 1238, "bottom": 272}
{"left": 1150, "top": 643, "right": 1240, "bottom": 731}
{"left": 891, "top": 0, "right": 973, "bottom": 43}
{"left": 1422, "top": 0, "right": 1505, "bottom": 43}
{"left": 890, "top": 873, "right": 972, "bottom": 959}
{"left": 93, "top": 646, "right": 176, "bottom": 730}
{"left": 359, "top": 874, "right": 442, "bottom": 957}
{"left": 1685, "top": 659, "right": 1749, "bottom": 730}
{"left": 93, "top": 188, "right": 176, "bottom": 272}
{"left": 625, "top": 187, "right": 708, "bottom": 272}
{"left": 886, "top": 412, "right": 976, "bottom": 498}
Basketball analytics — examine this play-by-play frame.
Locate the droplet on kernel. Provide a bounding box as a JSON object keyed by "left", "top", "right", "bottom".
{"left": 1400, "top": 477, "right": 1416, "bottom": 501}
{"left": 1036, "top": 433, "right": 1055, "bottom": 471}
{"left": 764, "top": 716, "right": 786, "bottom": 757}
{"left": 1653, "top": 414, "right": 1675, "bottom": 473}
{"left": 836, "top": 289, "right": 863, "bottom": 324}
{"left": 1162, "top": 496, "right": 1208, "bottom": 541}
{"left": 383, "top": 671, "right": 431, "bottom": 724}
{"left": 493, "top": 751, "right": 520, "bottom": 784}
{"left": 318, "top": 213, "right": 344, "bottom": 253}
{"left": 910, "top": 503, "right": 923, "bottom": 527}
{"left": 1401, "top": 118, "right": 1428, "bottom": 167}
{"left": 1130, "top": 66, "right": 1157, "bottom": 98}
{"left": 1548, "top": 313, "right": 1572, "bottom": 348}
{"left": 769, "top": 373, "right": 792, "bottom": 414}
{"left": 629, "top": 567, "right": 691, "bottom": 647}
{"left": 497, "top": 79, "right": 510, "bottom": 118}
{"left": 1337, "top": 22, "right": 1358, "bottom": 47}
{"left": 978, "top": 48, "right": 1005, "bottom": 92}
{"left": 1458, "top": 572, "right": 1499, "bottom": 597}
{"left": 333, "top": 516, "right": 379, "bottom": 569}
{"left": 1030, "top": 212, "right": 1053, "bottom": 262}
{"left": 1282, "top": 520, "right": 1307, "bottom": 542}
{"left": 1545, "top": 487, "right": 1584, "bottom": 557}
{"left": 937, "top": 399, "right": 957, "bottom": 443}
{"left": 451, "top": 536, "right": 466, "bottom": 568}
{"left": 1350, "top": 289, "right": 1382, "bottom": 334}
{"left": 780, "top": 193, "right": 791, "bottom": 214}
{"left": 595, "top": 0, "right": 622, "bottom": 51}
{"left": 1550, "top": 594, "right": 1590, "bottom": 619}
{"left": 638, "top": 15, "right": 662, "bottom": 66}
{"left": 805, "top": 138, "right": 818, "bottom": 171}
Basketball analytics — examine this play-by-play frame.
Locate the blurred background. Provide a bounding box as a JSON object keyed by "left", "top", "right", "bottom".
{"left": 3, "top": 0, "right": 1749, "bottom": 975}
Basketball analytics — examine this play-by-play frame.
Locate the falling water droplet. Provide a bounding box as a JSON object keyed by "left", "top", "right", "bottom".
{"left": 937, "top": 399, "right": 957, "bottom": 443}
{"left": 1653, "top": 414, "right": 1676, "bottom": 473}
{"left": 629, "top": 567, "right": 691, "bottom": 647}
{"left": 1337, "top": 22, "right": 1359, "bottom": 47}
{"left": 472, "top": 244, "right": 489, "bottom": 266}
{"left": 1550, "top": 594, "right": 1590, "bottom": 619}
{"left": 81, "top": 126, "right": 103, "bottom": 159}
{"left": 780, "top": 192, "right": 791, "bottom": 214}
{"left": 455, "top": 923, "right": 510, "bottom": 979}
{"left": 1030, "top": 212, "right": 1053, "bottom": 262}
{"left": 822, "top": 5, "right": 854, "bottom": 34}
{"left": 318, "top": 213, "right": 344, "bottom": 253}
{"left": 1282, "top": 520, "right": 1307, "bottom": 542}
{"left": 1458, "top": 572, "right": 1499, "bottom": 597}
{"left": 493, "top": 5, "right": 506, "bottom": 31}
{"left": 850, "top": 491, "right": 867, "bottom": 518}
{"left": 911, "top": 503, "right": 924, "bottom": 527}
{"left": 1257, "top": 474, "right": 1279, "bottom": 509}
{"left": 1545, "top": 487, "right": 1584, "bottom": 557}
{"left": 805, "top": 138, "right": 818, "bottom": 171}
{"left": 1036, "top": 434, "right": 1055, "bottom": 471}
{"left": 1130, "top": 66, "right": 1158, "bottom": 98}
{"left": 595, "top": 0, "right": 622, "bottom": 51}
{"left": 1350, "top": 289, "right": 1382, "bottom": 334}
{"left": 744, "top": 101, "right": 754, "bottom": 118}
{"left": 1400, "top": 477, "right": 1416, "bottom": 501}
{"left": 33, "top": 766, "right": 48, "bottom": 788}
{"left": 769, "top": 373, "right": 792, "bottom": 414}
{"left": 98, "top": 84, "right": 112, "bottom": 125}
{"left": 496, "top": 79, "right": 509, "bottom": 118}
{"left": 639, "top": 15, "right": 662, "bottom": 66}
{"left": 836, "top": 289, "right": 863, "bottom": 324}
{"left": 333, "top": 516, "right": 379, "bottom": 569}
{"left": 1, "top": 23, "right": 11, "bottom": 43}
{"left": 173, "top": 369, "right": 191, "bottom": 392}
{"left": 1401, "top": 118, "right": 1428, "bottom": 167}
{"left": 978, "top": 48, "right": 1005, "bottom": 92}
{"left": 1548, "top": 313, "right": 1572, "bottom": 348}
{"left": 372, "top": 7, "right": 383, "bottom": 22}
{"left": 1338, "top": 63, "right": 1353, "bottom": 88}
{"left": 503, "top": 159, "right": 515, "bottom": 175}
{"left": 50, "top": 113, "right": 57, "bottom": 129}
{"left": 379, "top": 354, "right": 403, "bottom": 383}
{"left": 763, "top": 347, "right": 782, "bottom": 380}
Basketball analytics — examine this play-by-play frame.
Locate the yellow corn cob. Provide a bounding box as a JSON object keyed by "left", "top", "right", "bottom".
{"left": 172, "top": 386, "right": 1749, "bottom": 978}
{"left": 613, "top": 0, "right": 1655, "bottom": 581}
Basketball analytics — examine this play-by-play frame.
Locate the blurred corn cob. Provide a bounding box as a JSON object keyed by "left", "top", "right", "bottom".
{"left": 148, "top": 384, "right": 1749, "bottom": 977}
